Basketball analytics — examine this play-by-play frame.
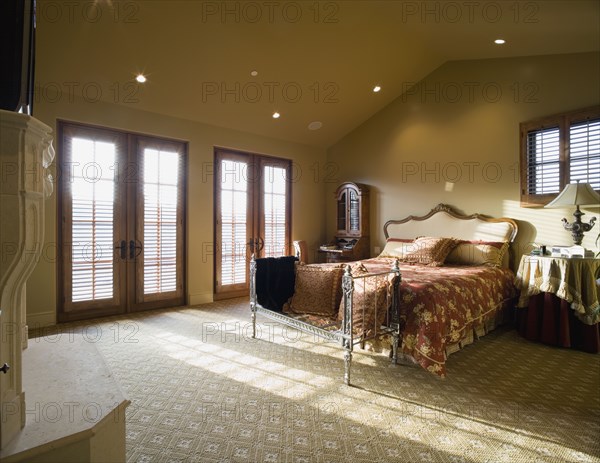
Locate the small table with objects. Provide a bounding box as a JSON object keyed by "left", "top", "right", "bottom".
{"left": 515, "top": 255, "right": 600, "bottom": 353}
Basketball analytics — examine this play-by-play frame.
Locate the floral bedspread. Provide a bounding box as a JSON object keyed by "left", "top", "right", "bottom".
{"left": 360, "top": 258, "right": 517, "bottom": 377}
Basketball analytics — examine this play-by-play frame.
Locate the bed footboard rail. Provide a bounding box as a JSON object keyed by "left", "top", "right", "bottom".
{"left": 250, "top": 255, "right": 401, "bottom": 385}
{"left": 340, "top": 260, "right": 402, "bottom": 384}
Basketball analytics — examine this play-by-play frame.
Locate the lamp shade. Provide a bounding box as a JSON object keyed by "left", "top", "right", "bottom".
{"left": 545, "top": 182, "right": 600, "bottom": 208}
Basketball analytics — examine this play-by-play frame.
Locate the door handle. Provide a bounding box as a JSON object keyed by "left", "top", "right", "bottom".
{"left": 129, "top": 240, "right": 143, "bottom": 259}
{"left": 115, "top": 240, "right": 127, "bottom": 259}
{"left": 256, "top": 237, "right": 264, "bottom": 252}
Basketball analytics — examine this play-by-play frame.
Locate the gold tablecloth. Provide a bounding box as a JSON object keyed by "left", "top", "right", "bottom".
{"left": 515, "top": 256, "right": 600, "bottom": 325}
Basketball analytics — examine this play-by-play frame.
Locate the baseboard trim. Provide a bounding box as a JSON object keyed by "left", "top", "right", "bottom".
{"left": 26, "top": 310, "right": 56, "bottom": 329}
{"left": 188, "top": 292, "right": 214, "bottom": 306}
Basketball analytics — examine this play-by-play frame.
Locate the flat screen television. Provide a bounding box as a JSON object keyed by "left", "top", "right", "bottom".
{"left": 0, "top": 0, "right": 36, "bottom": 115}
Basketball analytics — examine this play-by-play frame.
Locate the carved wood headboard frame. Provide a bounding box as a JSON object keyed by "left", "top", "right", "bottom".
{"left": 383, "top": 203, "right": 519, "bottom": 267}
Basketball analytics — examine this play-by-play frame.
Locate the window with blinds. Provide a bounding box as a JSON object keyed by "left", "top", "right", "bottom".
{"left": 570, "top": 119, "right": 600, "bottom": 189}
{"left": 525, "top": 126, "right": 560, "bottom": 195}
{"left": 70, "top": 137, "right": 116, "bottom": 302}
{"left": 520, "top": 107, "right": 600, "bottom": 205}
{"left": 143, "top": 148, "right": 180, "bottom": 294}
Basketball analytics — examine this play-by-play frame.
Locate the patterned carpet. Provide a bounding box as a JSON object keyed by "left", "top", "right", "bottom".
{"left": 31, "top": 298, "right": 600, "bottom": 463}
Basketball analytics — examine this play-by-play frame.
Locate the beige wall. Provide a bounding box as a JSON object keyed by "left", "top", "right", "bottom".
{"left": 28, "top": 52, "right": 599, "bottom": 326}
{"left": 27, "top": 97, "right": 328, "bottom": 327}
{"left": 327, "top": 52, "right": 600, "bottom": 264}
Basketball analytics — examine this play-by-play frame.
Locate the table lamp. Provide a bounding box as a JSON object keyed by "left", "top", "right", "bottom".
{"left": 545, "top": 182, "right": 600, "bottom": 246}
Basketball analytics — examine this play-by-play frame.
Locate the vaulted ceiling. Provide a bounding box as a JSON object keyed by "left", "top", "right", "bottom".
{"left": 37, "top": 0, "right": 600, "bottom": 147}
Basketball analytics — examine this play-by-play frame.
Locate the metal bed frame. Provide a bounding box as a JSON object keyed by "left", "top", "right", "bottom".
{"left": 250, "top": 256, "right": 402, "bottom": 385}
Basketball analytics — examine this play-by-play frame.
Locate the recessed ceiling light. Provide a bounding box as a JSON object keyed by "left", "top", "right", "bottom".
{"left": 250, "top": 70, "right": 258, "bottom": 77}
{"left": 308, "top": 121, "right": 322, "bottom": 130}
{"left": 272, "top": 112, "right": 281, "bottom": 119}
{"left": 135, "top": 74, "right": 147, "bottom": 83}
{"left": 494, "top": 39, "right": 506, "bottom": 45}
{"left": 373, "top": 85, "right": 381, "bottom": 93}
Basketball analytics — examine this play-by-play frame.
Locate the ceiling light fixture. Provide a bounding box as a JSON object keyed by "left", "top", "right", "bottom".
{"left": 494, "top": 39, "right": 506, "bottom": 45}
{"left": 272, "top": 112, "right": 281, "bottom": 119}
{"left": 308, "top": 121, "right": 322, "bottom": 130}
{"left": 250, "top": 70, "right": 258, "bottom": 77}
{"left": 373, "top": 85, "right": 381, "bottom": 93}
{"left": 135, "top": 74, "right": 147, "bottom": 83}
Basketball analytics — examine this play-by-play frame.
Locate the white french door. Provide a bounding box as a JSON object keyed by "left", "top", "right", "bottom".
{"left": 214, "top": 149, "right": 291, "bottom": 299}
{"left": 57, "top": 122, "right": 187, "bottom": 321}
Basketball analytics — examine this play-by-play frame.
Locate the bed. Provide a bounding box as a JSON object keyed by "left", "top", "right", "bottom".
{"left": 250, "top": 203, "right": 518, "bottom": 383}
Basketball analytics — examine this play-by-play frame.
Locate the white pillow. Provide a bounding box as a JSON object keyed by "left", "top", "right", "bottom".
{"left": 379, "top": 238, "right": 416, "bottom": 258}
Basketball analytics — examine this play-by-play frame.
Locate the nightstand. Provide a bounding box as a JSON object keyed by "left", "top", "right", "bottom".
{"left": 515, "top": 255, "right": 600, "bottom": 352}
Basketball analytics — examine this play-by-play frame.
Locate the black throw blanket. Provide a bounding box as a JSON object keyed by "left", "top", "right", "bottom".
{"left": 255, "top": 256, "right": 297, "bottom": 312}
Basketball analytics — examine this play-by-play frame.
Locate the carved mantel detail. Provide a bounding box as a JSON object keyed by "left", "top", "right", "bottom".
{"left": 0, "top": 110, "right": 54, "bottom": 449}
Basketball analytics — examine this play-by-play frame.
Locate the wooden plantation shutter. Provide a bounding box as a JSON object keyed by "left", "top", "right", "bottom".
{"left": 142, "top": 148, "right": 179, "bottom": 293}
{"left": 134, "top": 137, "right": 186, "bottom": 306}
{"left": 569, "top": 118, "right": 600, "bottom": 189}
{"left": 218, "top": 157, "right": 250, "bottom": 287}
{"left": 58, "top": 121, "right": 187, "bottom": 321}
{"left": 59, "top": 124, "right": 127, "bottom": 315}
{"left": 70, "top": 137, "right": 117, "bottom": 301}
{"left": 525, "top": 125, "right": 561, "bottom": 195}
{"left": 261, "top": 162, "right": 289, "bottom": 258}
{"left": 520, "top": 106, "right": 600, "bottom": 206}
{"left": 214, "top": 149, "right": 291, "bottom": 299}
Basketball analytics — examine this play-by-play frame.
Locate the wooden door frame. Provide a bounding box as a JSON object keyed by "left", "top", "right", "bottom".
{"left": 128, "top": 135, "right": 188, "bottom": 312}
{"left": 257, "top": 156, "right": 293, "bottom": 258}
{"left": 213, "top": 149, "right": 254, "bottom": 300}
{"left": 56, "top": 121, "right": 128, "bottom": 322}
{"left": 56, "top": 120, "right": 188, "bottom": 322}
{"left": 213, "top": 147, "right": 292, "bottom": 300}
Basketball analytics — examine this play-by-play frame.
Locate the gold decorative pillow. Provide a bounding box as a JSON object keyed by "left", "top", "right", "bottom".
{"left": 446, "top": 241, "right": 509, "bottom": 267}
{"left": 337, "top": 264, "right": 397, "bottom": 337}
{"left": 402, "top": 236, "right": 460, "bottom": 266}
{"left": 284, "top": 265, "right": 344, "bottom": 317}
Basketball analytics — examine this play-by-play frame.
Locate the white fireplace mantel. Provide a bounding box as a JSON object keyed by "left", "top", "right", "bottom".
{"left": 0, "top": 109, "right": 54, "bottom": 449}
{"left": 0, "top": 110, "right": 129, "bottom": 462}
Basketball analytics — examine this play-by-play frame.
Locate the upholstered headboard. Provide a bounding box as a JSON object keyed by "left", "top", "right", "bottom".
{"left": 383, "top": 204, "right": 518, "bottom": 268}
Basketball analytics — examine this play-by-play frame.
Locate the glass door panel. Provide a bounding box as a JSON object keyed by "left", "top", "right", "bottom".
{"left": 262, "top": 163, "right": 289, "bottom": 258}
{"left": 214, "top": 150, "right": 291, "bottom": 299}
{"left": 218, "top": 159, "right": 250, "bottom": 290}
{"left": 132, "top": 139, "right": 185, "bottom": 309}
{"left": 59, "top": 125, "right": 127, "bottom": 318}
{"left": 58, "top": 123, "right": 186, "bottom": 321}
{"left": 142, "top": 148, "right": 179, "bottom": 293}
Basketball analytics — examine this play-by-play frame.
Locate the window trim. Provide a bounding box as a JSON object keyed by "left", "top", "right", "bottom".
{"left": 519, "top": 106, "right": 600, "bottom": 207}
